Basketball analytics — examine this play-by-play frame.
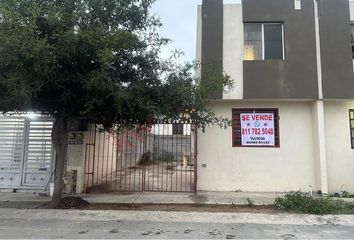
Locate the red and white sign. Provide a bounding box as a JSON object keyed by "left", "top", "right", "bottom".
{"left": 240, "top": 113, "right": 275, "bottom": 146}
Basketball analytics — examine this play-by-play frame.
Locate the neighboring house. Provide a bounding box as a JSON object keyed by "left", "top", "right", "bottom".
{"left": 196, "top": 0, "right": 354, "bottom": 194}
{"left": 0, "top": 114, "right": 54, "bottom": 190}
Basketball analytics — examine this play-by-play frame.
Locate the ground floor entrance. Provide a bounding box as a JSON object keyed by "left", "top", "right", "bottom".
{"left": 0, "top": 114, "right": 54, "bottom": 190}
{"left": 83, "top": 123, "right": 197, "bottom": 193}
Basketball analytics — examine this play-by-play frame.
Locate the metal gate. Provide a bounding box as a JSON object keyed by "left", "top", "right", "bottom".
{"left": 0, "top": 115, "right": 54, "bottom": 189}
{"left": 84, "top": 122, "right": 197, "bottom": 193}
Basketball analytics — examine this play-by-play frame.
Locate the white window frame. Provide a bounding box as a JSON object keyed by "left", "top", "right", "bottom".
{"left": 245, "top": 22, "right": 285, "bottom": 61}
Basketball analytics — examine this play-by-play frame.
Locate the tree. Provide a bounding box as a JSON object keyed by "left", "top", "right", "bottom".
{"left": 0, "top": 0, "right": 232, "bottom": 207}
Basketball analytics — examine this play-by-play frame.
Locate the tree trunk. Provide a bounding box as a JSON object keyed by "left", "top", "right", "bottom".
{"left": 50, "top": 116, "right": 69, "bottom": 208}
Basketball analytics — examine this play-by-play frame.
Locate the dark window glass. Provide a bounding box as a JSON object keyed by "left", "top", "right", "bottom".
{"left": 172, "top": 123, "right": 184, "bottom": 135}
{"left": 349, "top": 110, "right": 354, "bottom": 148}
{"left": 264, "top": 24, "right": 283, "bottom": 60}
{"left": 351, "top": 24, "right": 354, "bottom": 59}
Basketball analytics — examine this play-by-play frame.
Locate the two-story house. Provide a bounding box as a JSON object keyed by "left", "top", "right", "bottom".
{"left": 197, "top": 0, "right": 354, "bottom": 194}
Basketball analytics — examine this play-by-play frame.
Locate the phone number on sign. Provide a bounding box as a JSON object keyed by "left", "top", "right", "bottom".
{"left": 242, "top": 128, "right": 274, "bottom": 135}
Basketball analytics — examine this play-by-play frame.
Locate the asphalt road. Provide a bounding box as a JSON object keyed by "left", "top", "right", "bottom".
{"left": 0, "top": 209, "right": 354, "bottom": 239}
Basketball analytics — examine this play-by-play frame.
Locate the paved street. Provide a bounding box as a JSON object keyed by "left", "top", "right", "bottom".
{"left": 0, "top": 209, "right": 354, "bottom": 239}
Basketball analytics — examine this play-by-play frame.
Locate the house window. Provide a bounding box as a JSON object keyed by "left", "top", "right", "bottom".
{"left": 244, "top": 23, "right": 284, "bottom": 61}
{"left": 351, "top": 23, "right": 354, "bottom": 59}
{"left": 232, "top": 109, "right": 280, "bottom": 147}
{"left": 172, "top": 123, "right": 184, "bottom": 135}
{"left": 349, "top": 110, "right": 354, "bottom": 148}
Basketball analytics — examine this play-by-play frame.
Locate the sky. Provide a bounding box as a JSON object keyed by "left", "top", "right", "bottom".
{"left": 152, "top": 0, "right": 241, "bottom": 63}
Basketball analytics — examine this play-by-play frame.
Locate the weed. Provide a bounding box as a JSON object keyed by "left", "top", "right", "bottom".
{"left": 329, "top": 191, "right": 354, "bottom": 198}
{"left": 274, "top": 191, "right": 346, "bottom": 215}
{"left": 246, "top": 198, "right": 254, "bottom": 206}
{"left": 139, "top": 151, "right": 153, "bottom": 165}
{"left": 334, "top": 201, "right": 354, "bottom": 214}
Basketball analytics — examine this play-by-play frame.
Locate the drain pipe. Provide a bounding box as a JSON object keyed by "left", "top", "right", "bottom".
{"left": 314, "top": 0, "right": 324, "bottom": 100}
{"left": 312, "top": 0, "right": 329, "bottom": 195}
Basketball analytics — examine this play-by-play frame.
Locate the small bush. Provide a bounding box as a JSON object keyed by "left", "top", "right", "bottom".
{"left": 139, "top": 151, "right": 153, "bottom": 165}
{"left": 343, "top": 202, "right": 354, "bottom": 213}
{"left": 274, "top": 191, "right": 345, "bottom": 215}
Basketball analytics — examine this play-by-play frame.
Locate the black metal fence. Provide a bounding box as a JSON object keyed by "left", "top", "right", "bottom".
{"left": 84, "top": 122, "right": 197, "bottom": 193}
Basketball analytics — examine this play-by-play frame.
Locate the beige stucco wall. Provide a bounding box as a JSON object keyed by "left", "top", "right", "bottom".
{"left": 324, "top": 101, "right": 354, "bottom": 193}
{"left": 311, "top": 101, "right": 329, "bottom": 193}
{"left": 223, "top": 4, "right": 243, "bottom": 100}
{"left": 196, "top": 4, "right": 243, "bottom": 99}
{"left": 67, "top": 132, "right": 87, "bottom": 194}
{"left": 197, "top": 101, "right": 317, "bottom": 192}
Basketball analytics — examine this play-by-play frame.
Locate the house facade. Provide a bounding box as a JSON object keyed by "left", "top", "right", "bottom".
{"left": 2, "top": 0, "right": 354, "bottom": 196}
{"left": 197, "top": 0, "right": 354, "bottom": 194}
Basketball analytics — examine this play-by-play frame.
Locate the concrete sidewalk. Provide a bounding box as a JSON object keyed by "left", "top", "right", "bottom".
{"left": 79, "top": 191, "right": 281, "bottom": 205}
{"left": 0, "top": 192, "right": 50, "bottom": 209}
{"left": 2, "top": 191, "right": 353, "bottom": 208}
{"left": 0, "top": 191, "right": 280, "bottom": 207}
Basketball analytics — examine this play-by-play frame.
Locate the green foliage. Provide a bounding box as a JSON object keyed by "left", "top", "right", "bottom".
{"left": 139, "top": 151, "right": 152, "bottom": 165}
{"left": 274, "top": 191, "right": 346, "bottom": 215}
{"left": 0, "top": 0, "right": 234, "bottom": 207}
{"left": 339, "top": 202, "right": 354, "bottom": 214}
{"left": 0, "top": 0, "right": 165, "bottom": 124}
{"left": 330, "top": 188, "right": 354, "bottom": 198}
{"left": 341, "top": 191, "right": 350, "bottom": 198}
{"left": 159, "top": 59, "right": 233, "bottom": 131}
{"left": 0, "top": 0, "right": 233, "bottom": 130}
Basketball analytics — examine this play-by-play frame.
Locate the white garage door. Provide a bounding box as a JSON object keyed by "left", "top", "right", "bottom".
{"left": 0, "top": 115, "right": 54, "bottom": 189}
